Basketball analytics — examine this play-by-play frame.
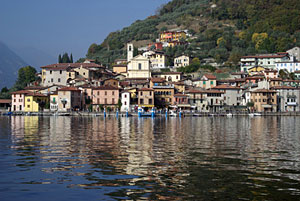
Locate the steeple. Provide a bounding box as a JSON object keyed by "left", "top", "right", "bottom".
{"left": 127, "top": 43, "right": 133, "bottom": 62}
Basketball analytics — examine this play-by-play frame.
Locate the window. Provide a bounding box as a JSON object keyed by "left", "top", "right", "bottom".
{"left": 150, "top": 91, "right": 152, "bottom": 96}
{"left": 58, "top": 78, "right": 61, "bottom": 82}
{"left": 138, "top": 63, "right": 142, "bottom": 70}
{"left": 83, "top": 72, "right": 85, "bottom": 75}
{"left": 112, "top": 91, "right": 115, "bottom": 95}
{"left": 210, "top": 81, "right": 213, "bottom": 85}
{"left": 51, "top": 78, "right": 53, "bottom": 82}
{"left": 149, "top": 99, "right": 152, "bottom": 104}
{"left": 50, "top": 70, "right": 52, "bottom": 74}
{"left": 140, "top": 92, "right": 143, "bottom": 96}
{"left": 104, "top": 98, "right": 107, "bottom": 104}
{"left": 124, "top": 94, "right": 127, "bottom": 98}
{"left": 27, "top": 98, "right": 30, "bottom": 102}
{"left": 27, "top": 105, "right": 30, "bottom": 108}
{"left": 60, "top": 70, "right": 62, "bottom": 74}
{"left": 176, "top": 76, "right": 178, "bottom": 79}
{"left": 112, "top": 98, "right": 115, "bottom": 104}
{"left": 203, "top": 81, "right": 206, "bottom": 85}
{"left": 97, "top": 91, "right": 100, "bottom": 96}
{"left": 140, "top": 98, "right": 144, "bottom": 104}
{"left": 105, "top": 91, "right": 107, "bottom": 95}
{"left": 97, "top": 98, "right": 99, "bottom": 104}
{"left": 124, "top": 101, "right": 127, "bottom": 105}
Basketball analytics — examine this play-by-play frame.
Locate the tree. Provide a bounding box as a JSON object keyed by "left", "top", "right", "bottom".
{"left": 62, "top": 53, "right": 70, "bottom": 63}
{"left": 1, "top": 87, "right": 8, "bottom": 93}
{"left": 70, "top": 53, "right": 73, "bottom": 63}
{"left": 14, "top": 66, "right": 37, "bottom": 90}
{"left": 117, "top": 99, "right": 122, "bottom": 109}
{"left": 58, "top": 54, "right": 62, "bottom": 63}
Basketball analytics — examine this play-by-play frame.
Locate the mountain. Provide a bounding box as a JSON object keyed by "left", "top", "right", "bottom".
{"left": 12, "top": 46, "right": 56, "bottom": 69}
{"left": 0, "top": 41, "right": 28, "bottom": 88}
{"left": 86, "top": 0, "right": 300, "bottom": 68}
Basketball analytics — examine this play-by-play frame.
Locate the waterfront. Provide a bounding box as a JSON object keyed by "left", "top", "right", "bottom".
{"left": 1, "top": 116, "right": 300, "bottom": 200}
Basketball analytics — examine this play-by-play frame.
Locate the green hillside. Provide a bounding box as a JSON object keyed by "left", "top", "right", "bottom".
{"left": 85, "top": 0, "right": 300, "bottom": 68}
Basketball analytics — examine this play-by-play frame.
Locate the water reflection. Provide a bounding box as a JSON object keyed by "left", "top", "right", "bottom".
{"left": 1, "top": 116, "right": 300, "bottom": 200}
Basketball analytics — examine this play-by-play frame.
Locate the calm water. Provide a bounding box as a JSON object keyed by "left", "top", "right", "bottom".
{"left": 1, "top": 116, "right": 300, "bottom": 200}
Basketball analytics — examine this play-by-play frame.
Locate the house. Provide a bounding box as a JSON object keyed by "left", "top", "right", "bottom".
{"left": 240, "top": 53, "right": 290, "bottom": 72}
{"left": 269, "top": 78, "right": 283, "bottom": 88}
{"left": 185, "top": 89, "right": 206, "bottom": 112}
{"left": 275, "top": 61, "right": 300, "bottom": 73}
{"left": 271, "top": 86, "right": 300, "bottom": 112}
{"left": 127, "top": 55, "right": 151, "bottom": 78}
{"left": 148, "top": 42, "right": 163, "bottom": 50}
{"left": 137, "top": 88, "right": 154, "bottom": 109}
{"left": 142, "top": 50, "right": 166, "bottom": 69}
{"left": 152, "top": 72, "right": 182, "bottom": 82}
{"left": 172, "top": 94, "right": 190, "bottom": 110}
{"left": 150, "top": 77, "right": 166, "bottom": 88}
{"left": 250, "top": 89, "right": 277, "bottom": 112}
{"left": 212, "top": 85, "right": 242, "bottom": 108}
{"left": 153, "top": 85, "right": 175, "bottom": 108}
{"left": 24, "top": 92, "right": 48, "bottom": 112}
{"left": 205, "top": 90, "right": 225, "bottom": 113}
{"left": 160, "top": 31, "right": 186, "bottom": 42}
{"left": 263, "top": 69, "right": 278, "bottom": 79}
{"left": 11, "top": 90, "right": 30, "bottom": 112}
{"left": 50, "top": 92, "right": 58, "bottom": 112}
{"left": 0, "top": 99, "right": 11, "bottom": 111}
{"left": 115, "top": 59, "right": 127, "bottom": 65}
{"left": 92, "top": 86, "right": 119, "bottom": 111}
{"left": 103, "top": 78, "right": 119, "bottom": 88}
{"left": 57, "top": 87, "right": 82, "bottom": 111}
{"left": 287, "top": 47, "right": 300, "bottom": 61}
{"left": 121, "top": 90, "right": 131, "bottom": 112}
{"left": 113, "top": 64, "right": 127, "bottom": 74}
{"left": 174, "top": 55, "right": 190, "bottom": 67}
{"left": 193, "top": 74, "right": 217, "bottom": 89}
{"left": 172, "top": 81, "right": 185, "bottom": 93}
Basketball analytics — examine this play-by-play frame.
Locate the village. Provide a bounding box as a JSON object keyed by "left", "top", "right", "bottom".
{"left": 2, "top": 31, "right": 300, "bottom": 116}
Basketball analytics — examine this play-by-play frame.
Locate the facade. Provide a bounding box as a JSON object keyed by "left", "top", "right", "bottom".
{"left": 186, "top": 89, "right": 207, "bottom": 112}
{"left": 113, "top": 64, "right": 127, "bottom": 74}
{"left": 57, "top": 87, "right": 82, "bottom": 111}
{"left": 137, "top": 88, "right": 154, "bottom": 108}
{"left": 127, "top": 55, "right": 151, "bottom": 78}
{"left": 272, "top": 86, "right": 300, "bottom": 112}
{"left": 206, "top": 90, "right": 225, "bottom": 113}
{"left": 152, "top": 72, "right": 182, "bottom": 82}
{"left": 11, "top": 90, "right": 30, "bottom": 112}
{"left": 0, "top": 99, "right": 11, "bottom": 111}
{"left": 250, "top": 89, "right": 277, "bottom": 112}
{"left": 103, "top": 78, "right": 119, "bottom": 88}
{"left": 172, "top": 94, "right": 190, "bottom": 110}
{"left": 174, "top": 55, "right": 190, "bottom": 67}
{"left": 153, "top": 86, "right": 175, "bottom": 107}
{"left": 160, "top": 31, "right": 186, "bottom": 42}
{"left": 287, "top": 47, "right": 300, "bottom": 61}
{"left": 213, "top": 85, "right": 242, "bottom": 107}
{"left": 142, "top": 51, "right": 166, "bottom": 69}
{"left": 92, "top": 86, "right": 119, "bottom": 110}
{"left": 121, "top": 91, "right": 131, "bottom": 112}
{"left": 50, "top": 92, "right": 58, "bottom": 112}
{"left": 193, "top": 74, "right": 217, "bottom": 89}
{"left": 240, "top": 53, "right": 290, "bottom": 72}
{"left": 24, "top": 93, "right": 48, "bottom": 112}
{"left": 41, "top": 66, "right": 70, "bottom": 86}
{"left": 276, "top": 61, "right": 300, "bottom": 73}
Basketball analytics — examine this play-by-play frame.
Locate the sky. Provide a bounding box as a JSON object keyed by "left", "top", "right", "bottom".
{"left": 0, "top": 0, "right": 170, "bottom": 63}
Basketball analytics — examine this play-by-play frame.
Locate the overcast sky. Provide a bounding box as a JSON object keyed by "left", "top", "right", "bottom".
{"left": 0, "top": 0, "right": 170, "bottom": 61}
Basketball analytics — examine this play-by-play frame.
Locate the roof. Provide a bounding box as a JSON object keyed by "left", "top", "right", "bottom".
{"left": 138, "top": 88, "right": 154, "bottom": 91}
{"left": 58, "top": 87, "right": 81, "bottom": 92}
{"left": 24, "top": 86, "right": 46, "bottom": 90}
{"left": 241, "top": 54, "right": 288, "bottom": 59}
{"left": 252, "top": 89, "right": 277, "bottom": 93}
{"left": 174, "top": 93, "right": 188, "bottom": 97}
{"left": 186, "top": 89, "right": 205, "bottom": 94}
{"left": 0, "top": 99, "right": 11, "bottom": 104}
{"left": 205, "top": 90, "right": 224, "bottom": 94}
{"left": 152, "top": 72, "right": 182, "bottom": 75}
{"left": 246, "top": 76, "right": 264, "bottom": 80}
{"left": 11, "top": 90, "right": 31, "bottom": 94}
{"left": 271, "top": 86, "right": 298, "bottom": 90}
{"left": 151, "top": 77, "right": 166, "bottom": 83}
{"left": 41, "top": 63, "right": 104, "bottom": 69}
{"left": 203, "top": 74, "right": 216, "bottom": 80}
{"left": 213, "top": 85, "right": 240, "bottom": 90}
{"left": 269, "top": 78, "right": 283, "bottom": 81}
{"left": 92, "top": 86, "right": 119, "bottom": 90}
{"left": 25, "top": 92, "right": 47, "bottom": 97}
{"left": 113, "top": 64, "right": 127, "bottom": 67}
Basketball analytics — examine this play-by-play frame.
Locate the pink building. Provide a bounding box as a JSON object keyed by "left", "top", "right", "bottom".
{"left": 92, "top": 86, "right": 119, "bottom": 111}
{"left": 11, "top": 90, "right": 30, "bottom": 111}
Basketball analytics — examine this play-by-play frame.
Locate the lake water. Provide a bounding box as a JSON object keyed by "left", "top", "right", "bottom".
{"left": 1, "top": 116, "right": 300, "bottom": 200}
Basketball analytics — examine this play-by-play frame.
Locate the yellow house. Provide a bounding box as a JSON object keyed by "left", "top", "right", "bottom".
{"left": 248, "top": 66, "right": 266, "bottom": 76}
{"left": 24, "top": 92, "right": 48, "bottom": 112}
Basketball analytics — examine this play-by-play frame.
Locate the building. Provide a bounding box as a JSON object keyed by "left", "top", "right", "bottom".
{"left": 127, "top": 55, "right": 151, "bottom": 79}
{"left": 11, "top": 90, "right": 30, "bottom": 112}
{"left": 185, "top": 89, "right": 206, "bottom": 112}
{"left": 250, "top": 89, "right": 277, "bottom": 112}
{"left": 121, "top": 90, "right": 131, "bottom": 112}
{"left": 103, "top": 78, "right": 119, "bottom": 88}
{"left": 240, "top": 53, "right": 290, "bottom": 72}
{"left": 275, "top": 61, "right": 300, "bottom": 73}
{"left": 172, "top": 94, "right": 190, "bottom": 110}
{"left": 152, "top": 72, "right": 182, "bottom": 82}
{"left": 174, "top": 55, "right": 190, "bottom": 67}
{"left": 50, "top": 92, "right": 58, "bottom": 112}
{"left": 287, "top": 47, "right": 300, "bottom": 61}
{"left": 193, "top": 74, "right": 217, "bottom": 89}
{"left": 137, "top": 88, "right": 154, "bottom": 109}
{"left": 57, "top": 87, "right": 82, "bottom": 111}
{"left": 271, "top": 86, "right": 300, "bottom": 112}
{"left": 24, "top": 92, "right": 48, "bottom": 112}
{"left": 160, "top": 31, "right": 186, "bottom": 42}
{"left": 92, "top": 86, "right": 119, "bottom": 111}
{"left": 206, "top": 90, "right": 225, "bottom": 113}
{"left": 0, "top": 99, "right": 11, "bottom": 111}
{"left": 142, "top": 51, "right": 166, "bottom": 69}
{"left": 113, "top": 64, "right": 127, "bottom": 74}
{"left": 212, "top": 85, "right": 242, "bottom": 108}
{"left": 153, "top": 85, "right": 175, "bottom": 108}
{"left": 150, "top": 77, "right": 166, "bottom": 88}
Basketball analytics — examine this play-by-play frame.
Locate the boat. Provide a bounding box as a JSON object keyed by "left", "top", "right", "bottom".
{"left": 249, "top": 113, "right": 261, "bottom": 117}
{"left": 169, "top": 110, "right": 177, "bottom": 117}
{"left": 226, "top": 113, "right": 233, "bottom": 117}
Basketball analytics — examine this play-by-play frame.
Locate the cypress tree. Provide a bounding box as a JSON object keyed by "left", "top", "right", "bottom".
{"left": 70, "top": 53, "right": 73, "bottom": 63}
{"left": 58, "top": 54, "right": 62, "bottom": 63}
{"left": 62, "top": 53, "right": 70, "bottom": 63}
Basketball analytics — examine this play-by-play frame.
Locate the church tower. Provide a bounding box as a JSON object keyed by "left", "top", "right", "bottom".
{"left": 127, "top": 43, "right": 133, "bottom": 62}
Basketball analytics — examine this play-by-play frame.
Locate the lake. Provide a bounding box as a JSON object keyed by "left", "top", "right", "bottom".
{"left": 1, "top": 116, "right": 300, "bottom": 200}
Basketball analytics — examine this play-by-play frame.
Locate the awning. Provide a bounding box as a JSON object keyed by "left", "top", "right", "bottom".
{"left": 139, "top": 104, "right": 155, "bottom": 108}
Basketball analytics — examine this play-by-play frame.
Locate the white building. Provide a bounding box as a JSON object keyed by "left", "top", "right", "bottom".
{"left": 174, "top": 55, "right": 190, "bottom": 67}
{"left": 240, "top": 53, "right": 290, "bottom": 72}
{"left": 121, "top": 91, "right": 131, "bottom": 112}
{"left": 275, "top": 61, "right": 300, "bottom": 73}
{"left": 142, "top": 50, "right": 166, "bottom": 69}
{"left": 287, "top": 47, "right": 300, "bottom": 61}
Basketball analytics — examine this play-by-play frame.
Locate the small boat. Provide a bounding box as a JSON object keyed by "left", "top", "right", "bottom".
{"left": 169, "top": 110, "right": 177, "bottom": 117}
{"left": 226, "top": 113, "right": 233, "bottom": 117}
{"left": 249, "top": 113, "right": 261, "bottom": 117}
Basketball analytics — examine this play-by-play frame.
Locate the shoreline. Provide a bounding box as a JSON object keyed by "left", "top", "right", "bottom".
{"left": 2, "top": 111, "right": 300, "bottom": 117}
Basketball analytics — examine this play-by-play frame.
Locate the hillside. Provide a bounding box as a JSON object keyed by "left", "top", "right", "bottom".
{"left": 86, "top": 0, "right": 300, "bottom": 68}
{"left": 0, "top": 41, "right": 28, "bottom": 88}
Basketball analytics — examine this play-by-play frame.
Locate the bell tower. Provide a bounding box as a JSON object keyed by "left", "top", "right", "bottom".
{"left": 127, "top": 43, "right": 133, "bottom": 62}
